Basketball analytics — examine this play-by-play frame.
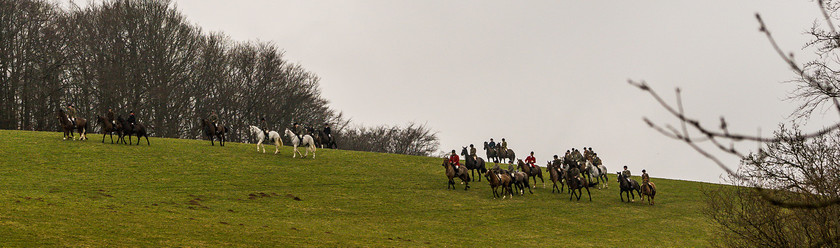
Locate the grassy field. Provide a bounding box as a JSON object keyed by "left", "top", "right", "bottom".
{"left": 0, "top": 130, "right": 716, "bottom": 247}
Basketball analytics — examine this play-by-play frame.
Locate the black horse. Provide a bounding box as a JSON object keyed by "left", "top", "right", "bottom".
{"left": 483, "top": 142, "right": 498, "bottom": 163}
{"left": 116, "top": 116, "right": 150, "bottom": 145}
{"left": 511, "top": 170, "right": 533, "bottom": 195}
{"left": 96, "top": 115, "right": 117, "bottom": 144}
{"left": 565, "top": 167, "right": 597, "bottom": 201}
{"left": 314, "top": 129, "right": 337, "bottom": 149}
{"left": 461, "top": 147, "right": 487, "bottom": 182}
{"left": 617, "top": 172, "right": 641, "bottom": 203}
{"left": 201, "top": 118, "right": 228, "bottom": 146}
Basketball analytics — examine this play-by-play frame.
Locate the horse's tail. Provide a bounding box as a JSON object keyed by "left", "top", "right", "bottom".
{"left": 648, "top": 182, "right": 657, "bottom": 196}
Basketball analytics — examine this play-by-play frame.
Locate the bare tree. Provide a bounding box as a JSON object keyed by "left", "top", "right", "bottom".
{"left": 631, "top": 0, "right": 840, "bottom": 246}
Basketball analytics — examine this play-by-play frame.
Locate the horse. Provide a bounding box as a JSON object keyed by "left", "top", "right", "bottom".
{"left": 546, "top": 161, "right": 564, "bottom": 193}
{"left": 586, "top": 160, "right": 609, "bottom": 189}
{"left": 95, "top": 115, "right": 117, "bottom": 144}
{"left": 116, "top": 116, "right": 150, "bottom": 145}
{"left": 640, "top": 181, "right": 657, "bottom": 205}
{"left": 511, "top": 170, "right": 533, "bottom": 195}
{"left": 460, "top": 147, "right": 487, "bottom": 182}
{"left": 442, "top": 158, "right": 470, "bottom": 190}
{"left": 249, "top": 125, "right": 282, "bottom": 154}
{"left": 565, "top": 167, "right": 597, "bottom": 201}
{"left": 201, "top": 118, "right": 228, "bottom": 146}
{"left": 57, "top": 109, "right": 88, "bottom": 140}
{"left": 617, "top": 172, "right": 641, "bottom": 203}
{"left": 483, "top": 142, "right": 498, "bottom": 163}
{"left": 517, "top": 159, "right": 545, "bottom": 188}
{"left": 313, "top": 129, "right": 337, "bottom": 149}
{"left": 496, "top": 147, "right": 516, "bottom": 164}
{"left": 284, "top": 128, "right": 316, "bottom": 158}
{"left": 485, "top": 169, "right": 512, "bottom": 199}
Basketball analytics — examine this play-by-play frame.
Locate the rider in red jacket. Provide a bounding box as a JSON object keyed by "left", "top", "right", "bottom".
{"left": 449, "top": 150, "right": 461, "bottom": 176}
{"left": 525, "top": 151, "right": 537, "bottom": 168}
{"left": 449, "top": 150, "right": 461, "bottom": 167}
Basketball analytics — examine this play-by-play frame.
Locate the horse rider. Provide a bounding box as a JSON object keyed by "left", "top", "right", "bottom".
{"left": 66, "top": 104, "right": 77, "bottom": 126}
{"left": 488, "top": 138, "right": 496, "bottom": 149}
{"left": 449, "top": 150, "right": 461, "bottom": 176}
{"left": 572, "top": 148, "right": 583, "bottom": 162}
{"left": 469, "top": 144, "right": 477, "bottom": 161}
{"left": 641, "top": 169, "right": 651, "bottom": 192}
{"left": 209, "top": 111, "right": 219, "bottom": 130}
{"left": 294, "top": 122, "right": 305, "bottom": 141}
{"left": 568, "top": 161, "right": 581, "bottom": 183}
{"left": 259, "top": 117, "right": 269, "bottom": 139}
{"left": 622, "top": 166, "right": 632, "bottom": 184}
{"left": 501, "top": 138, "right": 508, "bottom": 152}
{"left": 323, "top": 123, "right": 332, "bottom": 139}
{"left": 563, "top": 150, "right": 573, "bottom": 170}
{"left": 107, "top": 108, "right": 116, "bottom": 126}
{"left": 127, "top": 111, "right": 136, "bottom": 130}
{"left": 592, "top": 153, "right": 603, "bottom": 174}
{"left": 583, "top": 147, "right": 592, "bottom": 161}
{"left": 525, "top": 151, "right": 537, "bottom": 168}
{"left": 552, "top": 155, "right": 563, "bottom": 169}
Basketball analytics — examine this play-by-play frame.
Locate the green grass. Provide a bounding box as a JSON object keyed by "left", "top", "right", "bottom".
{"left": 0, "top": 130, "right": 715, "bottom": 247}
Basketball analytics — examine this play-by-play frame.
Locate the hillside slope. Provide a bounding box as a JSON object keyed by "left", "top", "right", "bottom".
{"left": 0, "top": 130, "right": 715, "bottom": 247}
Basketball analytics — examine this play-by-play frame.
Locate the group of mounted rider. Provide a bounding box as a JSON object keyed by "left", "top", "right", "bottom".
{"left": 96, "top": 107, "right": 149, "bottom": 145}
{"left": 57, "top": 103, "right": 148, "bottom": 145}
{"left": 444, "top": 138, "right": 656, "bottom": 204}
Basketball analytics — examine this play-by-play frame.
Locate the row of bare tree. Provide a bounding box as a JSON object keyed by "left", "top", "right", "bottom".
{"left": 0, "top": 0, "right": 439, "bottom": 156}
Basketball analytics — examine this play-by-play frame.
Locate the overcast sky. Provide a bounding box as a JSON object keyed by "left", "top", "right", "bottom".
{"left": 67, "top": 0, "right": 832, "bottom": 183}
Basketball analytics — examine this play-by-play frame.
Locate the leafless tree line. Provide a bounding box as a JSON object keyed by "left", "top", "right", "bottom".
{"left": 631, "top": 0, "right": 840, "bottom": 246}
{"left": 0, "top": 0, "right": 439, "bottom": 156}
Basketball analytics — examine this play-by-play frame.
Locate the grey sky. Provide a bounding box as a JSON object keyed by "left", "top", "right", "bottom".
{"left": 68, "top": 0, "right": 828, "bottom": 183}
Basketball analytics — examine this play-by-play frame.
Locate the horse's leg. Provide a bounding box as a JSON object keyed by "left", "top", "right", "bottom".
{"left": 102, "top": 133, "right": 106, "bottom": 143}
{"left": 585, "top": 186, "right": 592, "bottom": 201}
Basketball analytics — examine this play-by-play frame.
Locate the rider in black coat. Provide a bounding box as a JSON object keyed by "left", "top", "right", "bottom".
{"left": 126, "top": 111, "right": 136, "bottom": 130}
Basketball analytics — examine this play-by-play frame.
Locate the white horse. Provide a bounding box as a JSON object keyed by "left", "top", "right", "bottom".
{"left": 284, "top": 128, "right": 316, "bottom": 158}
{"left": 249, "top": 126, "right": 283, "bottom": 154}
{"left": 587, "top": 160, "right": 609, "bottom": 189}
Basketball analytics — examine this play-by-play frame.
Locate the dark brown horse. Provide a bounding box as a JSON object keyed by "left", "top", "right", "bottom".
{"left": 201, "top": 118, "right": 228, "bottom": 146}
{"left": 511, "top": 170, "right": 533, "bottom": 195}
{"left": 443, "top": 158, "right": 470, "bottom": 190}
{"left": 486, "top": 168, "right": 513, "bottom": 199}
{"left": 617, "top": 172, "right": 641, "bottom": 203}
{"left": 546, "top": 161, "right": 565, "bottom": 193}
{"left": 517, "top": 159, "right": 545, "bottom": 188}
{"left": 96, "top": 115, "right": 117, "bottom": 144}
{"left": 565, "top": 167, "right": 597, "bottom": 201}
{"left": 496, "top": 147, "right": 515, "bottom": 164}
{"left": 116, "top": 116, "right": 149, "bottom": 145}
{"left": 483, "top": 142, "right": 498, "bottom": 163}
{"left": 461, "top": 147, "right": 487, "bottom": 182}
{"left": 641, "top": 181, "right": 657, "bottom": 205}
{"left": 313, "top": 129, "right": 336, "bottom": 149}
{"left": 57, "top": 109, "right": 88, "bottom": 140}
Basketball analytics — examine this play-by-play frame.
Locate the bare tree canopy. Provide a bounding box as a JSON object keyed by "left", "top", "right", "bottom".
{"left": 0, "top": 0, "right": 439, "bottom": 156}
{"left": 632, "top": 0, "right": 840, "bottom": 246}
